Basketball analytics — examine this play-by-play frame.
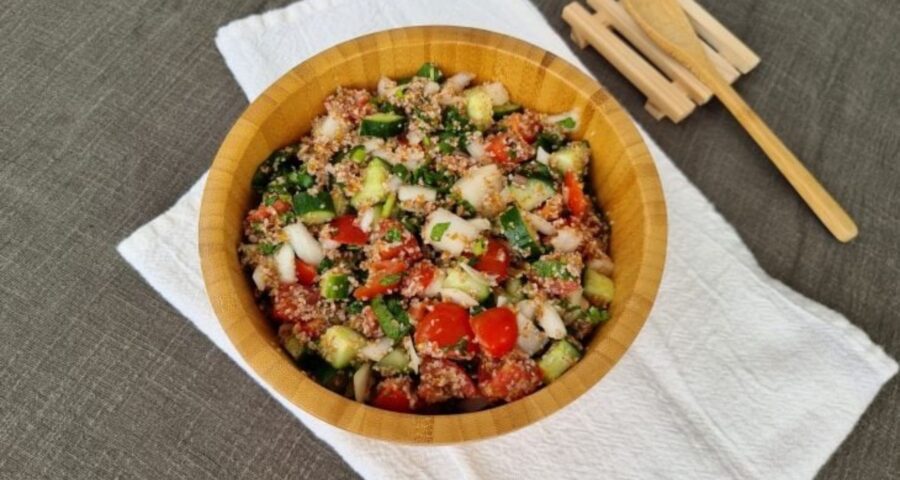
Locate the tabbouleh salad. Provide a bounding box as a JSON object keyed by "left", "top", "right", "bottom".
{"left": 239, "top": 63, "right": 615, "bottom": 413}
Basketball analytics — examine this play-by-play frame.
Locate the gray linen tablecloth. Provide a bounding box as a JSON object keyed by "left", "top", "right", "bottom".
{"left": 0, "top": 0, "right": 897, "bottom": 478}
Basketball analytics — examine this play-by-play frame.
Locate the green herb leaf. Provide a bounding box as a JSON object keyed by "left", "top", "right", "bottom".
{"left": 557, "top": 117, "right": 576, "bottom": 129}
{"left": 430, "top": 222, "right": 451, "bottom": 242}
{"left": 384, "top": 227, "right": 402, "bottom": 243}
{"left": 532, "top": 260, "right": 574, "bottom": 279}
{"left": 347, "top": 300, "right": 365, "bottom": 315}
{"left": 371, "top": 295, "right": 411, "bottom": 340}
{"left": 258, "top": 242, "right": 280, "bottom": 256}
{"left": 586, "top": 306, "right": 609, "bottom": 325}
{"left": 316, "top": 257, "right": 334, "bottom": 274}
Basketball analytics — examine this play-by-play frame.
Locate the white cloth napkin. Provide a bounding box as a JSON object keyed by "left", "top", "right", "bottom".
{"left": 118, "top": 0, "right": 897, "bottom": 478}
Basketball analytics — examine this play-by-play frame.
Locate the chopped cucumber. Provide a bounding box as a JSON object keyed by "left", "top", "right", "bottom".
{"left": 493, "top": 102, "right": 523, "bottom": 119}
{"left": 500, "top": 207, "right": 542, "bottom": 257}
{"left": 415, "top": 62, "right": 444, "bottom": 82}
{"left": 351, "top": 158, "right": 391, "bottom": 209}
{"left": 331, "top": 187, "right": 349, "bottom": 216}
{"left": 549, "top": 141, "right": 590, "bottom": 174}
{"left": 509, "top": 178, "right": 555, "bottom": 211}
{"left": 371, "top": 296, "right": 411, "bottom": 340}
{"left": 381, "top": 192, "right": 397, "bottom": 218}
{"left": 281, "top": 332, "right": 305, "bottom": 360}
{"left": 320, "top": 270, "right": 351, "bottom": 300}
{"left": 464, "top": 88, "right": 494, "bottom": 131}
{"left": 538, "top": 339, "right": 582, "bottom": 382}
{"left": 375, "top": 348, "right": 411, "bottom": 375}
{"left": 583, "top": 268, "right": 615, "bottom": 306}
{"left": 293, "top": 191, "right": 336, "bottom": 225}
{"left": 360, "top": 112, "right": 406, "bottom": 138}
{"left": 320, "top": 325, "right": 366, "bottom": 369}
{"left": 348, "top": 145, "right": 367, "bottom": 163}
{"left": 443, "top": 265, "right": 491, "bottom": 301}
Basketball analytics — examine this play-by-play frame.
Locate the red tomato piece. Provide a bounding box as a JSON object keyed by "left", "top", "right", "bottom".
{"left": 246, "top": 206, "right": 276, "bottom": 223}
{"left": 294, "top": 260, "right": 317, "bottom": 286}
{"left": 353, "top": 260, "right": 406, "bottom": 300}
{"left": 473, "top": 239, "right": 510, "bottom": 281}
{"left": 271, "top": 283, "right": 320, "bottom": 324}
{"left": 563, "top": 171, "right": 588, "bottom": 217}
{"left": 414, "top": 303, "right": 477, "bottom": 359}
{"left": 470, "top": 307, "right": 518, "bottom": 358}
{"left": 504, "top": 113, "right": 541, "bottom": 143}
{"left": 401, "top": 261, "right": 437, "bottom": 298}
{"left": 478, "top": 353, "right": 543, "bottom": 402}
{"left": 374, "top": 220, "right": 421, "bottom": 261}
{"left": 416, "top": 358, "right": 478, "bottom": 404}
{"left": 485, "top": 134, "right": 511, "bottom": 164}
{"left": 272, "top": 199, "right": 292, "bottom": 214}
{"left": 331, "top": 215, "right": 369, "bottom": 245}
{"left": 371, "top": 377, "right": 418, "bottom": 413}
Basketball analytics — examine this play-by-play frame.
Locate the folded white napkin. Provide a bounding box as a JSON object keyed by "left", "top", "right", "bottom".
{"left": 118, "top": 0, "right": 897, "bottom": 478}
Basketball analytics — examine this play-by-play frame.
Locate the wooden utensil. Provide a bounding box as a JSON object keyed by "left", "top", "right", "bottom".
{"left": 623, "top": 0, "right": 858, "bottom": 242}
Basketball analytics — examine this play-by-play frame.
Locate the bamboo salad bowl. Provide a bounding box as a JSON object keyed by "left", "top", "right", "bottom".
{"left": 199, "top": 26, "right": 667, "bottom": 444}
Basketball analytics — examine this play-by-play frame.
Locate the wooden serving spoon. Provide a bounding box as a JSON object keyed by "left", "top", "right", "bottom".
{"left": 623, "top": 0, "right": 858, "bottom": 242}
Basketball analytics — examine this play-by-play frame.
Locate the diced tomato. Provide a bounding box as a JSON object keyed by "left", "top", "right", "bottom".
{"left": 414, "top": 303, "right": 477, "bottom": 359}
{"left": 485, "top": 134, "right": 511, "bottom": 164}
{"left": 246, "top": 206, "right": 276, "bottom": 223}
{"left": 331, "top": 215, "right": 368, "bottom": 245}
{"left": 401, "top": 261, "right": 437, "bottom": 298}
{"left": 272, "top": 199, "right": 292, "bottom": 214}
{"left": 353, "top": 259, "right": 406, "bottom": 300}
{"left": 375, "top": 220, "right": 421, "bottom": 261}
{"left": 473, "top": 239, "right": 510, "bottom": 281}
{"left": 271, "top": 283, "right": 320, "bottom": 324}
{"left": 371, "top": 377, "right": 418, "bottom": 413}
{"left": 294, "top": 260, "right": 317, "bottom": 286}
{"left": 504, "top": 113, "right": 541, "bottom": 144}
{"left": 416, "top": 358, "right": 478, "bottom": 404}
{"left": 478, "top": 354, "right": 543, "bottom": 402}
{"left": 408, "top": 301, "right": 432, "bottom": 324}
{"left": 563, "top": 171, "right": 588, "bottom": 217}
{"left": 470, "top": 307, "right": 518, "bottom": 358}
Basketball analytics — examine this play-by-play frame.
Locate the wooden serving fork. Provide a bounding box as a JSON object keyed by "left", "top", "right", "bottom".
{"left": 623, "top": 0, "right": 858, "bottom": 242}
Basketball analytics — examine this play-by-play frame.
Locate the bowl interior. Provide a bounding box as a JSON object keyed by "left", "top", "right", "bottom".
{"left": 199, "top": 26, "right": 666, "bottom": 443}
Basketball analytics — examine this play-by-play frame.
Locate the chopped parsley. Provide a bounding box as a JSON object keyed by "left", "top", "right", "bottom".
{"left": 379, "top": 273, "right": 402, "bottom": 287}
{"left": 557, "top": 117, "right": 576, "bottom": 129}
{"left": 258, "top": 242, "right": 280, "bottom": 256}
{"left": 532, "top": 260, "right": 574, "bottom": 279}
{"left": 384, "top": 227, "right": 402, "bottom": 243}
{"left": 430, "top": 222, "right": 451, "bottom": 241}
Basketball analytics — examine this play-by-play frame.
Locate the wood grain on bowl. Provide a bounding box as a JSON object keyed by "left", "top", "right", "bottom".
{"left": 199, "top": 26, "right": 666, "bottom": 444}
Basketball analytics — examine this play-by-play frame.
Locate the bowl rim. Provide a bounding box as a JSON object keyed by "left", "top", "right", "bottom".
{"left": 199, "top": 25, "right": 667, "bottom": 444}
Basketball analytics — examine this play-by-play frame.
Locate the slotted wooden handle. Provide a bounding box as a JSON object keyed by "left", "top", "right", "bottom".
{"left": 702, "top": 72, "right": 859, "bottom": 242}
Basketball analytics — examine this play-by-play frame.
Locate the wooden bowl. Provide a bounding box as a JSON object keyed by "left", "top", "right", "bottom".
{"left": 199, "top": 26, "right": 666, "bottom": 444}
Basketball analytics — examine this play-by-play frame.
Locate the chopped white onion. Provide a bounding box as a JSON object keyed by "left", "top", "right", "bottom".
{"left": 252, "top": 264, "right": 268, "bottom": 291}
{"left": 482, "top": 82, "right": 510, "bottom": 106}
{"left": 516, "top": 300, "right": 538, "bottom": 320}
{"left": 423, "top": 208, "right": 482, "bottom": 256}
{"left": 402, "top": 336, "right": 421, "bottom": 373}
{"left": 536, "top": 147, "right": 551, "bottom": 165}
{"left": 363, "top": 137, "right": 384, "bottom": 152}
{"left": 358, "top": 207, "right": 377, "bottom": 233}
{"left": 360, "top": 337, "right": 394, "bottom": 362}
{"left": 320, "top": 238, "right": 340, "bottom": 251}
{"left": 551, "top": 227, "right": 583, "bottom": 253}
{"left": 386, "top": 175, "right": 403, "bottom": 193}
{"left": 352, "top": 363, "right": 373, "bottom": 403}
{"left": 496, "top": 295, "right": 509, "bottom": 307}
{"left": 377, "top": 76, "right": 396, "bottom": 97}
{"left": 440, "top": 288, "right": 479, "bottom": 308}
{"left": 526, "top": 212, "right": 556, "bottom": 235}
{"left": 283, "top": 222, "right": 324, "bottom": 266}
{"left": 452, "top": 164, "right": 504, "bottom": 212}
{"left": 465, "top": 136, "right": 485, "bottom": 160}
{"left": 398, "top": 185, "right": 437, "bottom": 202}
{"left": 467, "top": 218, "right": 491, "bottom": 232}
{"left": 314, "top": 114, "right": 343, "bottom": 140}
{"left": 589, "top": 253, "right": 615, "bottom": 276}
{"left": 274, "top": 243, "right": 297, "bottom": 284}
{"left": 460, "top": 263, "right": 493, "bottom": 287}
{"left": 443, "top": 72, "right": 474, "bottom": 93}
{"left": 516, "top": 312, "right": 548, "bottom": 356}
{"left": 372, "top": 149, "right": 399, "bottom": 165}
{"left": 424, "top": 269, "right": 444, "bottom": 297}
{"left": 537, "top": 302, "right": 567, "bottom": 339}
{"left": 424, "top": 81, "right": 441, "bottom": 96}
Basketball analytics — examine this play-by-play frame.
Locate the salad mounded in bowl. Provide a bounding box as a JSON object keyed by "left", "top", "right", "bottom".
{"left": 240, "top": 63, "right": 615, "bottom": 414}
